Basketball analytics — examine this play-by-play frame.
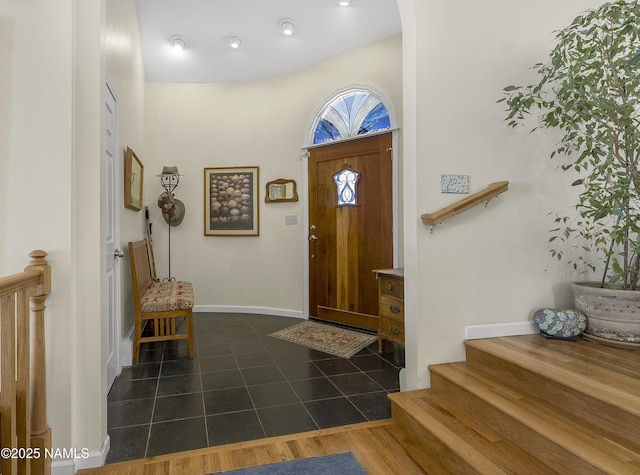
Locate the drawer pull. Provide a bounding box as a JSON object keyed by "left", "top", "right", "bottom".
{"left": 390, "top": 325, "right": 402, "bottom": 335}
{"left": 389, "top": 304, "right": 401, "bottom": 314}
{"left": 386, "top": 283, "right": 394, "bottom": 291}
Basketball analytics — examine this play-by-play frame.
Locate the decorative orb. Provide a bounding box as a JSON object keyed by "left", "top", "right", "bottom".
{"left": 533, "top": 308, "right": 586, "bottom": 340}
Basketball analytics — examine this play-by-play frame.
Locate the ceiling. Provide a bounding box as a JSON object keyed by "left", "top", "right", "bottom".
{"left": 134, "top": 0, "right": 402, "bottom": 84}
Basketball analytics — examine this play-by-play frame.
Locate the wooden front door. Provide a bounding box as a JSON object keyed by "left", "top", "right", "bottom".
{"left": 308, "top": 133, "right": 393, "bottom": 330}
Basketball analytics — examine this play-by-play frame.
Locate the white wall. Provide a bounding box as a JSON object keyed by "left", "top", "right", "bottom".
{"left": 0, "top": 0, "right": 75, "bottom": 455}
{"left": 0, "top": 0, "right": 107, "bottom": 469}
{"left": 106, "top": 0, "right": 148, "bottom": 336}
{"left": 72, "top": 0, "right": 107, "bottom": 468}
{"left": 400, "top": 0, "right": 604, "bottom": 389}
{"left": 0, "top": 6, "right": 73, "bottom": 272}
{"left": 142, "top": 34, "right": 402, "bottom": 315}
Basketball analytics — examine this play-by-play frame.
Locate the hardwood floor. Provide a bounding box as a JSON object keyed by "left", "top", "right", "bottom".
{"left": 78, "top": 420, "right": 430, "bottom": 475}
{"left": 79, "top": 333, "right": 640, "bottom": 474}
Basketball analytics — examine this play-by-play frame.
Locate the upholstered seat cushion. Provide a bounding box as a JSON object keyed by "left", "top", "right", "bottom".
{"left": 141, "top": 281, "right": 194, "bottom": 313}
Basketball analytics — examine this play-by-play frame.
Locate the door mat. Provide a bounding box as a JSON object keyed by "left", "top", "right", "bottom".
{"left": 214, "top": 452, "right": 367, "bottom": 474}
{"left": 269, "top": 321, "right": 377, "bottom": 359}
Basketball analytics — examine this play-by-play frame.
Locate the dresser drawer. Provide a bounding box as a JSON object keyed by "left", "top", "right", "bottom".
{"left": 375, "top": 269, "right": 404, "bottom": 352}
{"left": 379, "top": 275, "right": 403, "bottom": 300}
{"left": 380, "top": 317, "right": 404, "bottom": 345}
{"left": 379, "top": 295, "right": 404, "bottom": 322}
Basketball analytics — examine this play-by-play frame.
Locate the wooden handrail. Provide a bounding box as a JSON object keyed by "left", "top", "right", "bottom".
{"left": 0, "top": 250, "right": 51, "bottom": 475}
{"left": 421, "top": 181, "right": 509, "bottom": 232}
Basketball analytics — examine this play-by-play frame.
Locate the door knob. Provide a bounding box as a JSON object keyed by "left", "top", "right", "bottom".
{"left": 308, "top": 235, "right": 318, "bottom": 241}
{"left": 114, "top": 249, "right": 125, "bottom": 258}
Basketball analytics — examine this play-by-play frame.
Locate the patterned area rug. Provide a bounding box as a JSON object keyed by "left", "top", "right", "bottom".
{"left": 269, "top": 321, "right": 377, "bottom": 359}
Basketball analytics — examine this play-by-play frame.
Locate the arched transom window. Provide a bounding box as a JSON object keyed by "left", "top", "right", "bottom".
{"left": 311, "top": 89, "right": 391, "bottom": 145}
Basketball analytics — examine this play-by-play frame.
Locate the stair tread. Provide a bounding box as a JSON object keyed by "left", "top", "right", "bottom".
{"left": 504, "top": 335, "right": 640, "bottom": 380}
{"left": 453, "top": 362, "right": 640, "bottom": 460}
{"left": 384, "top": 423, "right": 452, "bottom": 475}
{"left": 390, "top": 392, "right": 512, "bottom": 475}
{"left": 428, "top": 363, "right": 640, "bottom": 473}
{"left": 390, "top": 391, "right": 557, "bottom": 475}
{"left": 464, "top": 336, "right": 640, "bottom": 416}
{"left": 392, "top": 335, "right": 640, "bottom": 475}
{"left": 515, "top": 334, "right": 640, "bottom": 376}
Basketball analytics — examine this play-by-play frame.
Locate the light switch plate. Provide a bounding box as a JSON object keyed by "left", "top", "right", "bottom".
{"left": 441, "top": 174, "right": 470, "bottom": 194}
{"left": 285, "top": 215, "right": 298, "bottom": 225}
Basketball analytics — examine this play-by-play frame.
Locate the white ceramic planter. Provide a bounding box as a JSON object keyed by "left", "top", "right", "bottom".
{"left": 571, "top": 282, "right": 640, "bottom": 345}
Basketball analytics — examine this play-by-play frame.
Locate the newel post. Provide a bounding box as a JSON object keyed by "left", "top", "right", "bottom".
{"left": 26, "top": 250, "right": 51, "bottom": 475}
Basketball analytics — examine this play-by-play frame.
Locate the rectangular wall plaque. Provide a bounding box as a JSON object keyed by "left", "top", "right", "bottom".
{"left": 441, "top": 174, "right": 470, "bottom": 194}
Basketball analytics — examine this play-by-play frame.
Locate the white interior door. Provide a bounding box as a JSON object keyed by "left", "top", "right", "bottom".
{"left": 105, "top": 80, "right": 122, "bottom": 391}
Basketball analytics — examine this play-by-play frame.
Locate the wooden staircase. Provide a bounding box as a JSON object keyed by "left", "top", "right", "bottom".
{"left": 390, "top": 334, "right": 640, "bottom": 474}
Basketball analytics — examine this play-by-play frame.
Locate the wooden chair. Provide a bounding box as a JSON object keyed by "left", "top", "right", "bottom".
{"left": 128, "top": 239, "right": 194, "bottom": 364}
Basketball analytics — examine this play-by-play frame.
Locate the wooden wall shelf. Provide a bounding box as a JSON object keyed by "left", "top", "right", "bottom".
{"left": 421, "top": 181, "right": 509, "bottom": 232}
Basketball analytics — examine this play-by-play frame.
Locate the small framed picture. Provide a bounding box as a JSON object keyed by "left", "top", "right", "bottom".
{"left": 204, "top": 166, "right": 259, "bottom": 236}
{"left": 265, "top": 178, "right": 299, "bottom": 203}
{"left": 124, "top": 147, "right": 144, "bottom": 211}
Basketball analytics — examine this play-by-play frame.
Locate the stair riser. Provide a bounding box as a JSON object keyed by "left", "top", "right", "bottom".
{"left": 391, "top": 391, "right": 559, "bottom": 475}
{"left": 391, "top": 400, "right": 487, "bottom": 475}
{"left": 429, "top": 371, "right": 606, "bottom": 475}
{"left": 465, "top": 345, "right": 640, "bottom": 448}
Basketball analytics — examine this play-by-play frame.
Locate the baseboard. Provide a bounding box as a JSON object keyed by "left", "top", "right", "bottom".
{"left": 51, "top": 457, "right": 75, "bottom": 475}
{"left": 120, "top": 324, "right": 134, "bottom": 367}
{"left": 194, "top": 305, "right": 305, "bottom": 319}
{"left": 466, "top": 321, "right": 537, "bottom": 340}
{"left": 50, "top": 435, "right": 109, "bottom": 474}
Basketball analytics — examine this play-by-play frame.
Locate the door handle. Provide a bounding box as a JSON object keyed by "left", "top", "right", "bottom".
{"left": 114, "top": 249, "right": 125, "bottom": 258}
{"left": 308, "top": 235, "right": 318, "bottom": 241}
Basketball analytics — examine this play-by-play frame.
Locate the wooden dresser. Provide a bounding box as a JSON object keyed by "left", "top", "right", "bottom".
{"left": 374, "top": 268, "right": 404, "bottom": 352}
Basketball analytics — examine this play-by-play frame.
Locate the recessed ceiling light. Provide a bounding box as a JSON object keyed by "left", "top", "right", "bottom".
{"left": 279, "top": 18, "right": 297, "bottom": 36}
{"left": 169, "top": 35, "right": 185, "bottom": 51}
{"left": 228, "top": 35, "right": 242, "bottom": 49}
{"left": 339, "top": 0, "right": 352, "bottom": 6}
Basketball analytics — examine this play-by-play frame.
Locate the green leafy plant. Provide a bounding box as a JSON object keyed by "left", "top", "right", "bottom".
{"left": 500, "top": 0, "right": 640, "bottom": 289}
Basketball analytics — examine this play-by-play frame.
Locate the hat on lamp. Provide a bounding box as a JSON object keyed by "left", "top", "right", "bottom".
{"left": 159, "top": 166, "right": 181, "bottom": 176}
{"left": 157, "top": 192, "right": 186, "bottom": 227}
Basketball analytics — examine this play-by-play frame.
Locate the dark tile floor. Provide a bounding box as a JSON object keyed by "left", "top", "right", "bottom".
{"left": 106, "top": 312, "right": 405, "bottom": 464}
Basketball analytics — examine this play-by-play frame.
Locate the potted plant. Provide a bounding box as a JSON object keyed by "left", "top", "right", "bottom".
{"left": 500, "top": 0, "right": 640, "bottom": 347}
